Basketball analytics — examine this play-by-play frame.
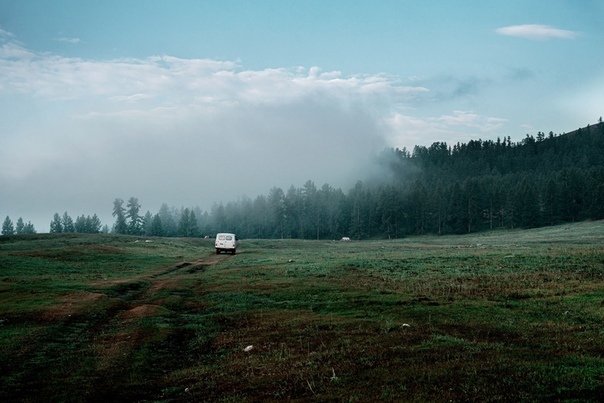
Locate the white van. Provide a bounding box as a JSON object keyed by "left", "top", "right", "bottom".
{"left": 215, "top": 233, "right": 238, "bottom": 254}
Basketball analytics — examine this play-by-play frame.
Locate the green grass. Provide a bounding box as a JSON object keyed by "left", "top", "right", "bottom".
{"left": 1, "top": 223, "right": 604, "bottom": 401}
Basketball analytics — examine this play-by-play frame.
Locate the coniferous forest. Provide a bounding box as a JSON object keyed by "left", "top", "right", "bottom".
{"left": 30, "top": 120, "right": 604, "bottom": 239}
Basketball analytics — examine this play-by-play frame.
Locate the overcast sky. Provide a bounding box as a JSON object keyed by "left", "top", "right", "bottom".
{"left": 1, "top": 0, "right": 603, "bottom": 232}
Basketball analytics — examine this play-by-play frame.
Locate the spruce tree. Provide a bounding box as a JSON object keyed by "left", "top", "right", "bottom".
{"left": 62, "top": 212, "right": 75, "bottom": 232}
{"left": 179, "top": 208, "right": 191, "bottom": 237}
{"left": 50, "top": 213, "right": 63, "bottom": 233}
{"left": 112, "top": 198, "right": 128, "bottom": 234}
{"left": 22, "top": 221, "right": 36, "bottom": 234}
{"left": 2, "top": 216, "right": 14, "bottom": 235}
{"left": 15, "top": 217, "right": 24, "bottom": 234}
{"left": 150, "top": 214, "right": 163, "bottom": 236}
{"left": 126, "top": 197, "right": 142, "bottom": 235}
{"left": 89, "top": 214, "right": 102, "bottom": 233}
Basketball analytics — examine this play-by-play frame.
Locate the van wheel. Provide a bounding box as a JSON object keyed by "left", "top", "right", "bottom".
{"left": 216, "top": 249, "right": 220, "bottom": 255}
{"left": 232, "top": 249, "right": 236, "bottom": 255}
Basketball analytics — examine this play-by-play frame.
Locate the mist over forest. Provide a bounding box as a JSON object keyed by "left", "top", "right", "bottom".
{"left": 4, "top": 120, "right": 604, "bottom": 239}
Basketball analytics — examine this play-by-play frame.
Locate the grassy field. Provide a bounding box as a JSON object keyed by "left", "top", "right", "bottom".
{"left": 1, "top": 222, "right": 604, "bottom": 402}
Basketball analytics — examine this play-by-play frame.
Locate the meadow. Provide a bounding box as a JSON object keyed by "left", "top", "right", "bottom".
{"left": 1, "top": 222, "right": 604, "bottom": 402}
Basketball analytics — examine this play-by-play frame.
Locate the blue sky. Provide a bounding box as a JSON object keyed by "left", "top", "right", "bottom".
{"left": 1, "top": 0, "right": 603, "bottom": 231}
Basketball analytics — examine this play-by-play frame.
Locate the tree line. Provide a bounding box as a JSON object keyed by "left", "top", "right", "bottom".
{"left": 2, "top": 216, "right": 36, "bottom": 235}
{"left": 104, "top": 120, "right": 604, "bottom": 240}
{"left": 49, "top": 212, "right": 107, "bottom": 234}
{"left": 2, "top": 211, "right": 108, "bottom": 236}
{"left": 3, "top": 120, "right": 603, "bottom": 239}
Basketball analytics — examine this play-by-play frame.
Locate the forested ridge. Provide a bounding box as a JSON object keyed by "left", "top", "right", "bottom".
{"left": 5, "top": 121, "right": 603, "bottom": 239}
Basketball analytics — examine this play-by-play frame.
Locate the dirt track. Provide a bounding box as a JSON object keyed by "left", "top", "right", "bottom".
{"left": 156, "top": 250, "right": 241, "bottom": 277}
{"left": 68, "top": 251, "right": 240, "bottom": 321}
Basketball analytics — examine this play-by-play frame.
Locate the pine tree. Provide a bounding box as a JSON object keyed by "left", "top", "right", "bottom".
{"left": 284, "top": 186, "right": 302, "bottom": 238}
{"left": 15, "top": 217, "right": 24, "bottom": 234}
{"left": 588, "top": 167, "right": 604, "bottom": 220}
{"left": 126, "top": 197, "right": 143, "bottom": 235}
{"left": 377, "top": 186, "right": 399, "bottom": 238}
{"left": 268, "top": 187, "right": 286, "bottom": 239}
{"left": 447, "top": 182, "right": 466, "bottom": 234}
{"left": 2, "top": 216, "right": 14, "bottom": 235}
{"left": 112, "top": 198, "right": 128, "bottom": 234}
{"left": 179, "top": 208, "right": 191, "bottom": 237}
{"left": 158, "top": 203, "right": 177, "bottom": 236}
{"left": 301, "top": 180, "right": 318, "bottom": 239}
{"left": 89, "top": 214, "right": 102, "bottom": 233}
{"left": 50, "top": 213, "right": 63, "bottom": 233}
{"left": 74, "top": 215, "right": 87, "bottom": 232}
{"left": 143, "top": 211, "right": 153, "bottom": 236}
{"left": 211, "top": 203, "right": 227, "bottom": 234}
{"left": 22, "top": 221, "right": 36, "bottom": 234}
{"left": 190, "top": 210, "right": 199, "bottom": 237}
{"left": 543, "top": 177, "right": 560, "bottom": 225}
{"left": 62, "top": 212, "right": 75, "bottom": 232}
{"left": 150, "top": 214, "right": 163, "bottom": 236}
{"left": 348, "top": 181, "right": 367, "bottom": 240}
{"left": 517, "top": 177, "right": 540, "bottom": 228}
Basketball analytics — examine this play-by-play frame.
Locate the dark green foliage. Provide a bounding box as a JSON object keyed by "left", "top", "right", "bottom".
{"left": 150, "top": 213, "right": 163, "bottom": 236}
{"left": 50, "top": 212, "right": 99, "bottom": 234}
{"left": 126, "top": 197, "right": 143, "bottom": 235}
{"left": 178, "top": 208, "right": 199, "bottom": 237}
{"left": 49, "top": 213, "right": 62, "bottom": 233}
{"left": 2, "top": 216, "right": 14, "bottom": 236}
{"left": 14, "top": 218, "right": 35, "bottom": 234}
{"left": 62, "top": 212, "right": 75, "bottom": 233}
{"left": 15, "top": 217, "right": 24, "bottom": 234}
{"left": 203, "top": 121, "right": 604, "bottom": 239}
{"left": 122, "top": 121, "right": 596, "bottom": 240}
{"left": 74, "top": 214, "right": 102, "bottom": 233}
{"left": 112, "top": 198, "right": 128, "bottom": 234}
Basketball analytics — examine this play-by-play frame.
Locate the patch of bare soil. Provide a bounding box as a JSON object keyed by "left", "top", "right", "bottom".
{"left": 89, "top": 252, "right": 232, "bottom": 288}
{"left": 119, "top": 304, "right": 170, "bottom": 319}
{"left": 89, "top": 252, "right": 233, "bottom": 313}
{"left": 161, "top": 251, "right": 240, "bottom": 276}
{"left": 40, "top": 291, "right": 105, "bottom": 322}
{"left": 91, "top": 253, "right": 232, "bottom": 370}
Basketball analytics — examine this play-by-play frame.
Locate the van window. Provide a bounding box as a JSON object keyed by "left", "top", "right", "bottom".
{"left": 219, "top": 235, "right": 226, "bottom": 240}
{"left": 226, "top": 235, "right": 233, "bottom": 240}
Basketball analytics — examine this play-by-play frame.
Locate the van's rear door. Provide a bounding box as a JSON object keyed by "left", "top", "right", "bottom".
{"left": 224, "top": 234, "right": 234, "bottom": 249}
{"left": 216, "top": 234, "right": 226, "bottom": 249}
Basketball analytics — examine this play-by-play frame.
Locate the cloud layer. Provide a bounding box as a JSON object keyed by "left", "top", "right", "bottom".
{"left": 0, "top": 26, "right": 554, "bottom": 230}
{"left": 1, "top": 33, "right": 438, "bottom": 227}
{"left": 495, "top": 24, "right": 579, "bottom": 40}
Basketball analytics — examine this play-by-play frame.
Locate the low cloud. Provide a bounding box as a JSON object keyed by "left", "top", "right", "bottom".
{"left": 0, "top": 33, "right": 430, "bottom": 229}
{"left": 54, "top": 37, "right": 81, "bottom": 44}
{"left": 0, "top": 30, "right": 514, "bottom": 230}
{"left": 388, "top": 110, "right": 507, "bottom": 149}
{"left": 495, "top": 24, "right": 579, "bottom": 40}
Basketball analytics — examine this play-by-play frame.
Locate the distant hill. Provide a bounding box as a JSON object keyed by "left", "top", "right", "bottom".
{"left": 375, "top": 120, "right": 604, "bottom": 235}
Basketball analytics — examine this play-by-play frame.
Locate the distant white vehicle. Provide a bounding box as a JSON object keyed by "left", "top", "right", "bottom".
{"left": 215, "top": 233, "right": 238, "bottom": 254}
